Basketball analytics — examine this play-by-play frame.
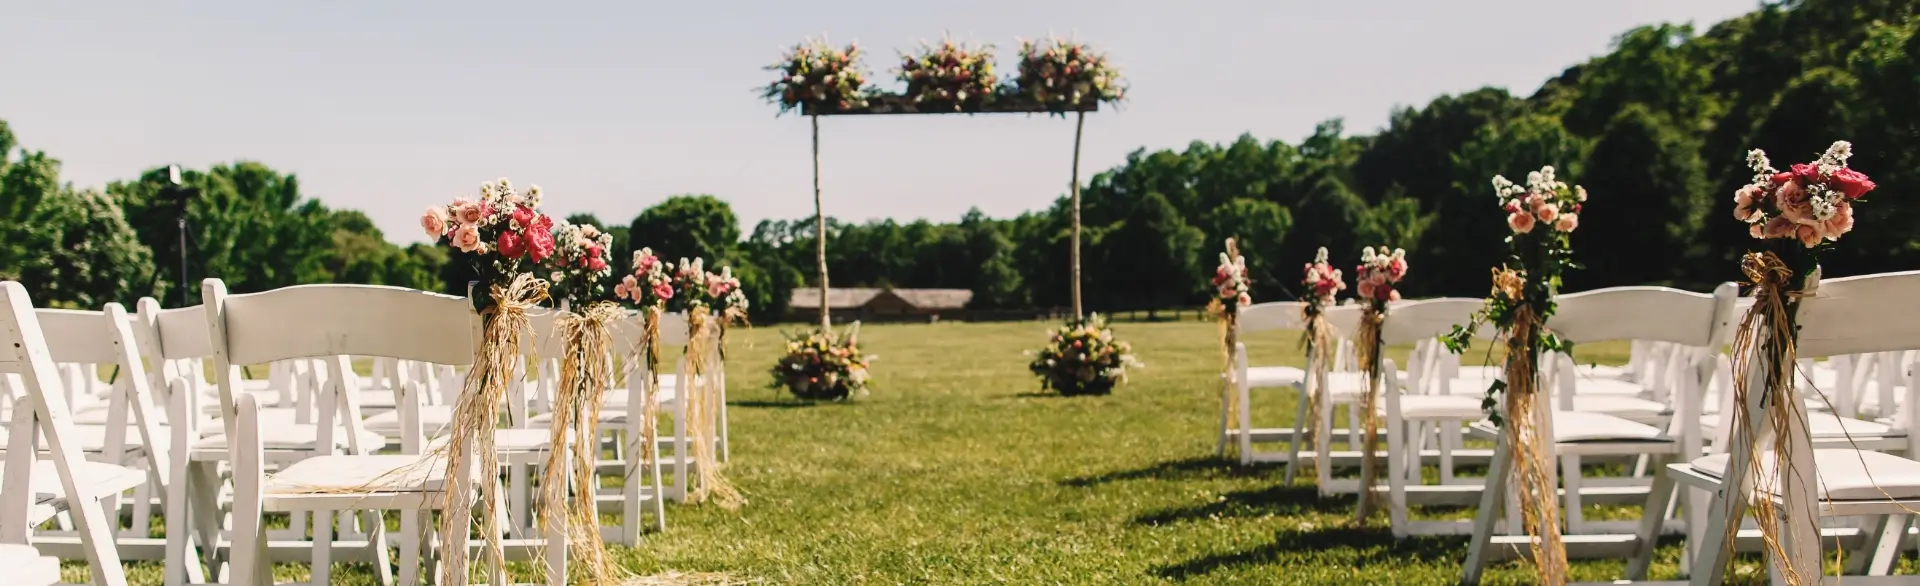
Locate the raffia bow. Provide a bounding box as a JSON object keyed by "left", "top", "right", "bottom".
{"left": 1354, "top": 305, "right": 1387, "bottom": 523}
{"left": 442, "top": 273, "right": 548, "bottom": 584}
{"left": 1300, "top": 306, "right": 1335, "bottom": 480}
{"left": 542, "top": 301, "right": 624, "bottom": 583}
{"left": 1500, "top": 301, "right": 1568, "bottom": 585}
{"left": 685, "top": 309, "right": 745, "bottom": 508}
{"left": 1720, "top": 250, "right": 1814, "bottom": 586}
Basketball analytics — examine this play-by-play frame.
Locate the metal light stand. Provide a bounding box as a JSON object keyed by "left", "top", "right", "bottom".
{"left": 163, "top": 165, "right": 198, "bottom": 306}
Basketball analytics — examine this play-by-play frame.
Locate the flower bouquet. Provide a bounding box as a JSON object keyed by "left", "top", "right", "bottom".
{"left": 1440, "top": 165, "right": 1588, "bottom": 584}
{"left": 545, "top": 221, "right": 614, "bottom": 310}
{"left": 421, "top": 178, "right": 556, "bottom": 309}
{"left": 762, "top": 37, "right": 872, "bottom": 115}
{"left": 1355, "top": 246, "right": 1407, "bottom": 304}
{"left": 1297, "top": 246, "right": 1345, "bottom": 476}
{"left": 1009, "top": 37, "right": 1125, "bottom": 113}
{"left": 1722, "top": 142, "right": 1873, "bottom": 580}
{"left": 1350, "top": 246, "right": 1406, "bottom": 522}
{"left": 769, "top": 325, "right": 873, "bottom": 401}
{"left": 1028, "top": 314, "right": 1141, "bottom": 396}
{"left": 896, "top": 37, "right": 998, "bottom": 112}
{"left": 614, "top": 247, "right": 674, "bottom": 310}
{"left": 1303, "top": 247, "right": 1346, "bottom": 309}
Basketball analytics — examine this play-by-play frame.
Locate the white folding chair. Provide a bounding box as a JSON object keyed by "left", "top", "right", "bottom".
{"left": 1628, "top": 270, "right": 1920, "bottom": 584}
{"left": 1459, "top": 283, "right": 1737, "bottom": 584}
{"left": 0, "top": 281, "right": 140, "bottom": 586}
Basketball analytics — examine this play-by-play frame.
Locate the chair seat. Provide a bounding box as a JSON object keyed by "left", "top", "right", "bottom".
{"left": 0, "top": 460, "right": 148, "bottom": 504}
{"left": 1475, "top": 411, "right": 1664, "bottom": 443}
{"left": 1322, "top": 371, "right": 1406, "bottom": 398}
{"left": 267, "top": 454, "right": 452, "bottom": 495}
{"left": 1699, "top": 411, "right": 1901, "bottom": 439}
{"left": 0, "top": 544, "right": 60, "bottom": 586}
{"left": 1570, "top": 363, "right": 1631, "bottom": 381}
{"left": 364, "top": 406, "right": 454, "bottom": 438}
{"left": 1382, "top": 394, "right": 1483, "bottom": 419}
{"left": 194, "top": 423, "right": 388, "bottom": 454}
{"left": 1245, "top": 366, "right": 1306, "bottom": 388}
{"left": 1566, "top": 395, "right": 1669, "bottom": 419}
{"left": 427, "top": 428, "right": 554, "bottom": 454}
{"left": 1691, "top": 449, "right": 1920, "bottom": 500}
{"left": 1567, "top": 377, "right": 1649, "bottom": 397}
{"left": 0, "top": 424, "right": 165, "bottom": 455}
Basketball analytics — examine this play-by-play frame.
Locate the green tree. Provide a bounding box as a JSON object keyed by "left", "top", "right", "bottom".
{"left": 1204, "top": 198, "right": 1292, "bottom": 301}
{"left": 1571, "top": 104, "right": 1711, "bottom": 290}
{"left": 16, "top": 187, "right": 160, "bottom": 307}
{"left": 1097, "top": 192, "right": 1204, "bottom": 314}
{"left": 111, "top": 162, "right": 336, "bottom": 303}
{"left": 626, "top": 194, "right": 740, "bottom": 265}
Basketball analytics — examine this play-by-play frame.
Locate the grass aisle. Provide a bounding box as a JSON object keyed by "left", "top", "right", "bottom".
{"left": 620, "top": 320, "right": 1664, "bottom": 585}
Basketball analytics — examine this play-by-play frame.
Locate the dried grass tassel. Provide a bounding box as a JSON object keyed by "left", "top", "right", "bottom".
{"left": 541, "top": 301, "right": 623, "bottom": 584}
{"left": 1721, "top": 251, "right": 1813, "bottom": 586}
{"left": 1501, "top": 304, "right": 1568, "bottom": 585}
{"left": 638, "top": 307, "right": 664, "bottom": 494}
{"left": 442, "top": 273, "right": 547, "bottom": 585}
{"left": 685, "top": 309, "right": 744, "bottom": 508}
{"left": 1354, "top": 305, "right": 1387, "bottom": 523}
{"left": 1300, "top": 307, "right": 1335, "bottom": 483}
{"left": 1208, "top": 298, "right": 1240, "bottom": 456}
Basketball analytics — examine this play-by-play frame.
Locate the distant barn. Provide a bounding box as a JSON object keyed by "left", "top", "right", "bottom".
{"left": 787, "top": 287, "right": 973, "bottom": 323}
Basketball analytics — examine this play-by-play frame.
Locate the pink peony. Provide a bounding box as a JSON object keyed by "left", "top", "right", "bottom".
{"left": 1732, "top": 185, "right": 1761, "bottom": 222}
{"left": 1534, "top": 203, "right": 1558, "bottom": 223}
{"left": 527, "top": 227, "right": 556, "bottom": 262}
{"left": 451, "top": 224, "right": 483, "bottom": 253}
{"left": 708, "top": 279, "right": 731, "bottom": 298}
{"left": 511, "top": 205, "right": 535, "bottom": 230}
{"left": 1554, "top": 213, "right": 1579, "bottom": 233}
{"left": 421, "top": 207, "right": 448, "bottom": 237}
{"left": 613, "top": 282, "right": 630, "bottom": 299}
{"left": 1507, "top": 211, "right": 1535, "bottom": 234}
{"left": 653, "top": 283, "right": 674, "bottom": 299}
{"left": 1830, "top": 168, "right": 1876, "bottom": 200}
{"left": 1822, "top": 201, "right": 1854, "bottom": 239}
{"left": 497, "top": 230, "right": 527, "bottom": 259}
{"left": 1762, "top": 216, "right": 1797, "bottom": 240}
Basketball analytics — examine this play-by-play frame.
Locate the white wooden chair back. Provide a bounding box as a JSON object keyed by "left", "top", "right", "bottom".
{"left": 0, "top": 282, "right": 130, "bottom": 586}
{"left": 1549, "top": 283, "right": 1738, "bottom": 443}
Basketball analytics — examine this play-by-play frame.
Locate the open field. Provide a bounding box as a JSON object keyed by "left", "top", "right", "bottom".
{"left": 78, "top": 319, "right": 1885, "bottom": 584}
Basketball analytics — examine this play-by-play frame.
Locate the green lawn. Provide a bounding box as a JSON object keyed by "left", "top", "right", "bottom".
{"left": 80, "top": 319, "right": 1842, "bottom": 584}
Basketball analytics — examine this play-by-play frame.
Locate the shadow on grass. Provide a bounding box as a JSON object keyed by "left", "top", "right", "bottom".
{"left": 1152, "top": 523, "right": 1466, "bottom": 581}
{"left": 1131, "top": 484, "right": 1347, "bottom": 525}
{"left": 1059, "top": 456, "right": 1266, "bottom": 487}
{"left": 729, "top": 400, "right": 821, "bottom": 409}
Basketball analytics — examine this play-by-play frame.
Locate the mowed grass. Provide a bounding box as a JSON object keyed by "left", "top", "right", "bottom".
{"left": 85, "top": 319, "right": 1836, "bottom": 584}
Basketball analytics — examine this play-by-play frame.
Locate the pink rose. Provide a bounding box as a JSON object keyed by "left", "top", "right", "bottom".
{"left": 1507, "top": 211, "right": 1535, "bottom": 234}
{"left": 708, "top": 279, "right": 730, "bottom": 298}
{"left": 1749, "top": 223, "right": 1764, "bottom": 239}
{"left": 653, "top": 283, "right": 674, "bottom": 299}
{"left": 421, "top": 207, "right": 448, "bottom": 237}
{"left": 1388, "top": 289, "right": 1401, "bottom": 302}
{"left": 586, "top": 256, "right": 608, "bottom": 272}
{"left": 613, "top": 282, "right": 630, "bottom": 299}
{"left": 1830, "top": 168, "right": 1875, "bottom": 200}
{"left": 451, "top": 224, "right": 482, "bottom": 253}
{"left": 1358, "top": 281, "right": 1376, "bottom": 299}
{"left": 1534, "top": 203, "right": 1558, "bottom": 223}
{"left": 622, "top": 274, "right": 639, "bottom": 290}
{"left": 1732, "top": 185, "right": 1760, "bottom": 222}
{"left": 1762, "top": 216, "right": 1797, "bottom": 240}
{"left": 533, "top": 214, "right": 553, "bottom": 231}
{"left": 1795, "top": 224, "right": 1822, "bottom": 248}
{"left": 511, "top": 205, "right": 535, "bottom": 230}
{"left": 1791, "top": 163, "right": 1820, "bottom": 183}
{"left": 455, "top": 200, "right": 485, "bottom": 225}
{"left": 1776, "top": 180, "right": 1815, "bottom": 225}
{"left": 1770, "top": 172, "right": 1793, "bottom": 186}
{"left": 1822, "top": 201, "right": 1854, "bottom": 239}
{"left": 1554, "top": 213, "right": 1579, "bottom": 233}
{"left": 497, "top": 230, "right": 527, "bottom": 258}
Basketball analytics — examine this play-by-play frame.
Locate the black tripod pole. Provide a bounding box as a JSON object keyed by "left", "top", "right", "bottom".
{"left": 177, "top": 213, "right": 189, "bottom": 307}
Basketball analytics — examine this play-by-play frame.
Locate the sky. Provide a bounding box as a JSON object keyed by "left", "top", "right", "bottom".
{"left": 1, "top": 0, "right": 1760, "bottom": 244}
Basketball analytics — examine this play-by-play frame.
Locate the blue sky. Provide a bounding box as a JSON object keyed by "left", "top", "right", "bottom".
{"left": 1, "top": 0, "right": 1758, "bottom": 243}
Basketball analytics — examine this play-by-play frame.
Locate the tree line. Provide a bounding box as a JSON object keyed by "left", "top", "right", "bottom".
{"left": 3, "top": 0, "right": 1916, "bottom": 317}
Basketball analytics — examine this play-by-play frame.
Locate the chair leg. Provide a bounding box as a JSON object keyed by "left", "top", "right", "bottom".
{"left": 1561, "top": 455, "right": 1585, "bottom": 534}
{"left": 1687, "top": 488, "right": 1744, "bottom": 585}
{"left": 367, "top": 510, "right": 395, "bottom": 586}
{"left": 1460, "top": 434, "right": 1514, "bottom": 586}
{"left": 1215, "top": 380, "right": 1231, "bottom": 458}
{"left": 1285, "top": 384, "right": 1310, "bottom": 483}
{"left": 400, "top": 510, "right": 422, "bottom": 586}
{"left": 1625, "top": 459, "right": 1675, "bottom": 580}
{"left": 1387, "top": 417, "right": 1409, "bottom": 537}
{"left": 313, "top": 510, "right": 334, "bottom": 586}
{"left": 1863, "top": 514, "right": 1908, "bottom": 576}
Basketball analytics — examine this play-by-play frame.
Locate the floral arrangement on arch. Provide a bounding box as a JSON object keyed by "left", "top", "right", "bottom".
{"left": 545, "top": 221, "right": 614, "bottom": 309}
{"left": 1355, "top": 246, "right": 1407, "bottom": 303}
{"left": 896, "top": 37, "right": 998, "bottom": 111}
{"left": 1028, "top": 314, "right": 1141, "bottom": 396}
{"left": 762, "top": 37, "right": 872, "bottom": 115}
{"left": 1010, "top": 37, "right": 1126, "bottom": 113}
{"left": 769, "top": 326, "right": 873, "bottom": 401}
{"left": 421, "top": 178, "right": 556, "bottom": 304}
